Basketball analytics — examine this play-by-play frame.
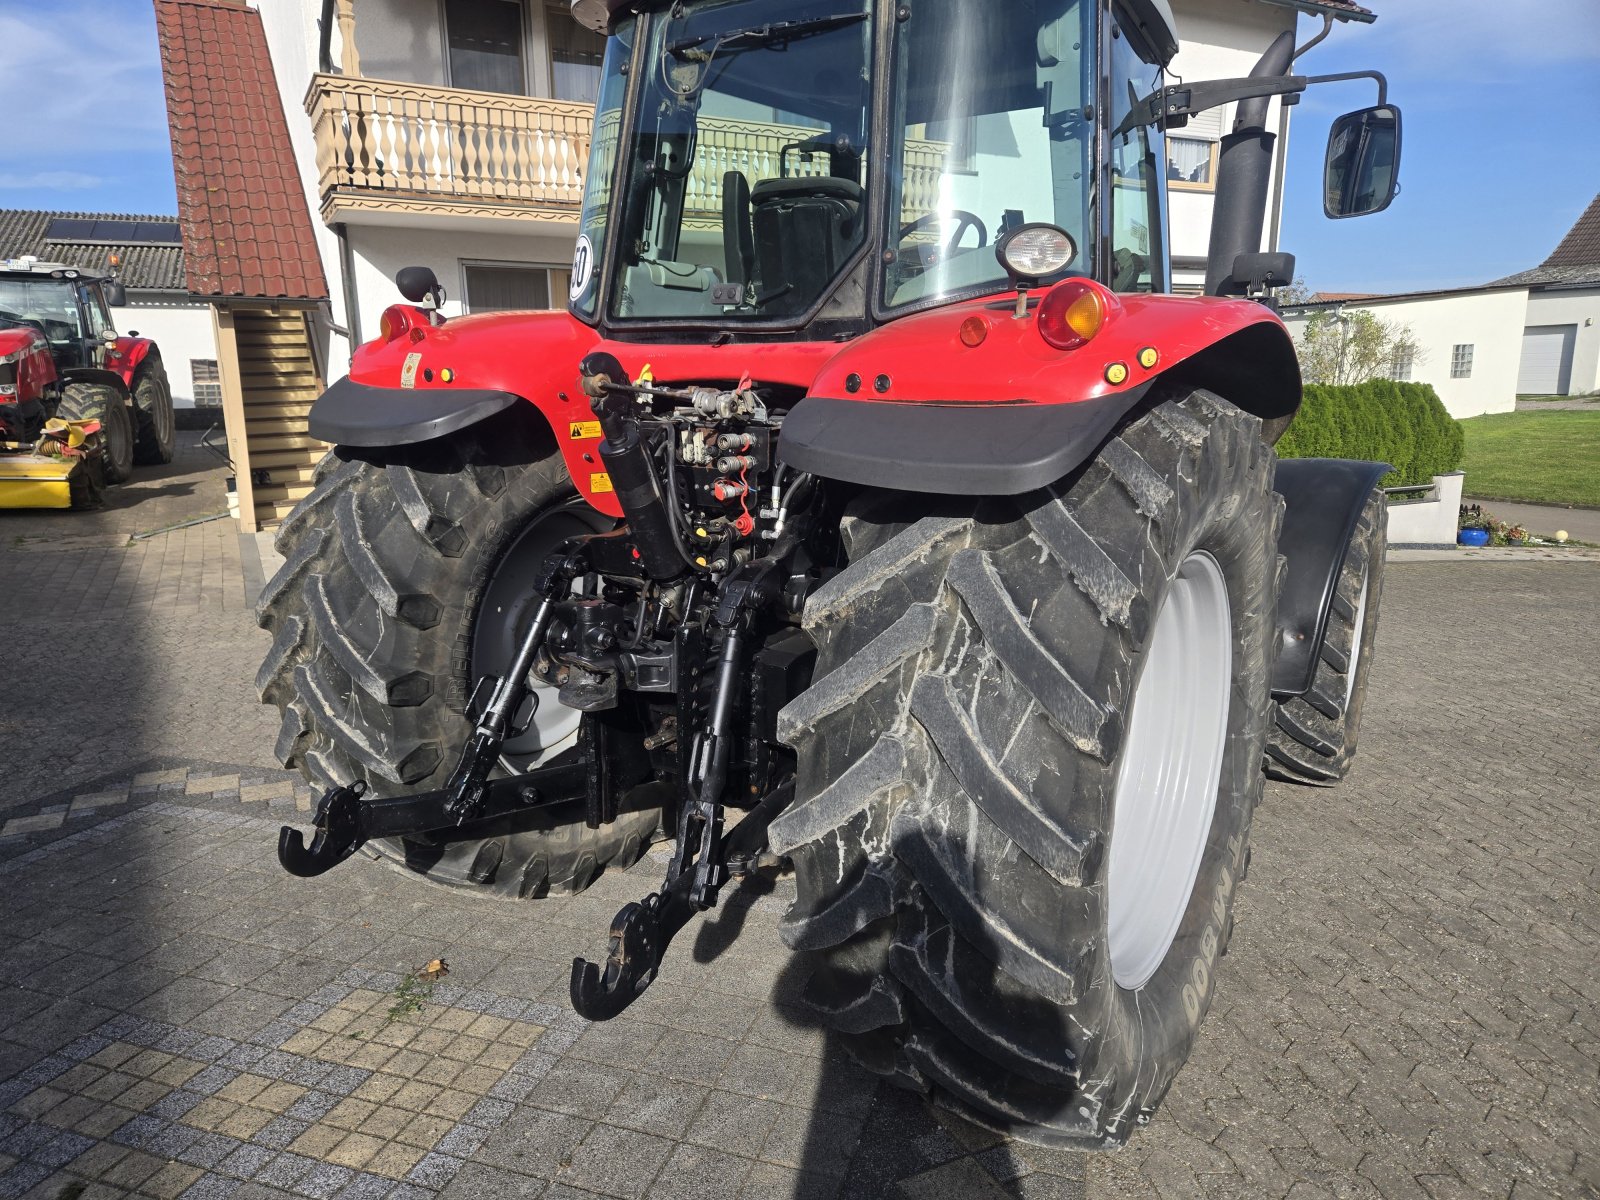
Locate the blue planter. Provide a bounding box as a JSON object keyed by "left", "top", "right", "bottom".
{"left": 1458, "top": 528, "right": 1490, "bottom": 547}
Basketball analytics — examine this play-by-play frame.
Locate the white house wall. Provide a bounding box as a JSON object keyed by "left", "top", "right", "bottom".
{"left": 1524, "top": 288, "right": 1600, "bottom": 396}
{"left": 115, "top": 292, "right": 222, "bottom": 408}
{"left": 257, "top": 0, "right": 355, "bottom": 369}
{"left": 1282, "top": 289, "right": 1529, "bottom": 418}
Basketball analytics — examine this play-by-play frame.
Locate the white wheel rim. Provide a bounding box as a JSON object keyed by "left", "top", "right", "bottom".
{"left": 1346, "top": 577, "right": 1369, "bottom": 706}
{"left": 1106, "top": 551, "right": 1233, "bottom": 991}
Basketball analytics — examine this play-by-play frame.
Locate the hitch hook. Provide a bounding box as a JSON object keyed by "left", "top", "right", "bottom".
{"left": 570, "top": 888, "right": 691, "bottom": 1021}
{"left": 278, "top": 780, "right": 368, "bottom": 877}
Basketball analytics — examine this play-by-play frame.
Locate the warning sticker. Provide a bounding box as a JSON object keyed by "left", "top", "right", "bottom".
{"left": 568, "top": 420, "right": 602, "bottom": 440}
{"left": 399, "top": 352, "right": 422, "bottom": 389}
{"left": 589, "top": 472, "right": 614, "bottom": 494}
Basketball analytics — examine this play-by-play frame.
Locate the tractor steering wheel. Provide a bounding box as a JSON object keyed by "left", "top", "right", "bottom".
{"left": 899, "top": 209, "right": 988, "bottom": 257}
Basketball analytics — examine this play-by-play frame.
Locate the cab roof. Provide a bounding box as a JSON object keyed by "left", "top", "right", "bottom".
{"left": 572, "top": 0, "right": 1182, "bottom": 63}
{"left": 0, "top": 257, "right": 106, "bottom": 282}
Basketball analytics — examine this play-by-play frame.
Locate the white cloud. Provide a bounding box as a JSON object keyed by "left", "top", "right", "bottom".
{"left": 0, "top": 171, "right": 103, "bottom": 191}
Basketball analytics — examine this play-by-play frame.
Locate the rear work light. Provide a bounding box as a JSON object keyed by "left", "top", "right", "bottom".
{"left": 379, "top": 305, "right": 417, "bottom": 342}
{"left": 1036, "top": 280, "right": 1107, "bottom": 351}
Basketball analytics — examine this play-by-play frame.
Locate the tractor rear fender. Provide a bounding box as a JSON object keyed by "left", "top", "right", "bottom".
{"left": 59, "top": 366, "right": 132, "bottom": 399}
{"left": 779, "top": 287, "right": 1301, "bottom": 494}
{"left": 1271, "top": 457, "right": 1392, "bottom": 699}
{"left": 108, "top": 337, "right": 160, "bottom": 390}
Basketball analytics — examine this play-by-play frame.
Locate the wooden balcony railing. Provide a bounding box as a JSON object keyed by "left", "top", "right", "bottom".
{"left": 305, "top": 74, "right": 595, "bottom": 217}
{"left": 306, "top": 74, "right": 950, "bottom": 227}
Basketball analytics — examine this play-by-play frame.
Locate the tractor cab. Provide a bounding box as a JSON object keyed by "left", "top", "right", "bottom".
{"left": 567, "top": 0, "right": 1398, "bottom": 341}
{"left": 0, "top": 258, "right": 127, "bottom": 375}
{"left": 569, "top": 0, "right": 1171, "bottom": 334}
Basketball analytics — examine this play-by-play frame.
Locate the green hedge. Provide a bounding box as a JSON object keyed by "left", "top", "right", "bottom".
{"left": 1275, "top": 381, "right": 1465, "bottom": 487}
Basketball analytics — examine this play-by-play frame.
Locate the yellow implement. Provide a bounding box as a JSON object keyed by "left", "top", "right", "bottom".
{"left": 0, "top": 451, "right": 79, "bottom": 509}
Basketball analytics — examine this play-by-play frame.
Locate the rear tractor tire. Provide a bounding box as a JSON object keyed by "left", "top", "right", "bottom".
{"left": 1265, "top": 486, "right": 1386, "bottom": 785}
{"left": 256, "top": 410, "right": 661, "bottom": 899}
{"left": 770, "top": 390, "right": 1282, "bottom": 1147}
{"left": 132, "top": 356, "right": 177, "bottom": 466}
{"left": 57, "top": 381, "right": 134, "bottom": 485}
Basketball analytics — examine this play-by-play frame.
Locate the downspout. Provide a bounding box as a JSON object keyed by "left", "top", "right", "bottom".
{"left": 334, "top": 222, "right": 363, "bottom": 358}
{"left": 1271, "top": 16, "right": 1333, "bottom": 255}
{"left": 318, "top": 0, "right": 337, "bottom": 74}
{"left": 1204, "top": 29, "right": 1296, "bottom": 295}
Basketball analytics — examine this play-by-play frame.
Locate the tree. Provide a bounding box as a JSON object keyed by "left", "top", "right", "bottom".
{"left": 1294, "top": 308, "right": 1425, "bottom": 387}
{"left": 1276, "top": 276, "right": 1316, "bottom": 306}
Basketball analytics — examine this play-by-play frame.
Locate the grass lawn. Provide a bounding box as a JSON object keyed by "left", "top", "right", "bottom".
{"left": 1460, "top": 410, "right": 1600, "bottom": 508}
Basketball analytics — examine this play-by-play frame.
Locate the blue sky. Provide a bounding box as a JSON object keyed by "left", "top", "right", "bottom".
{"left": 1, "top": 0, "right": 1596, "bottom": 295}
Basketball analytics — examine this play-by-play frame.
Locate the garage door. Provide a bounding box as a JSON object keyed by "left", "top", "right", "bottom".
{"left": 1517, "top": 324, "right": 1576, "bottom": 395}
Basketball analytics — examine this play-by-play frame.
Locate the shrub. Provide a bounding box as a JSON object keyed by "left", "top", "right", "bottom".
{"left": 1275, "top": 381, "right": 1464, "bottom": 487}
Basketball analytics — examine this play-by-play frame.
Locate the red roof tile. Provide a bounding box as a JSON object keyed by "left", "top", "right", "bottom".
{"left": 153, "top": 0, "right": 328, "bottom": 301}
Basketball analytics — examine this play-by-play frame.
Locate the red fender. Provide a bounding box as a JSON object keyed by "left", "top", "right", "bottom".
{"left": 106, "top": 336, "right": 160, "bottom": 391}
{"left": 344, "top": 288, "right": 1300, "bottom": 516}
{"left": 805, "top": 285, "right": 1300, "bottom": 413}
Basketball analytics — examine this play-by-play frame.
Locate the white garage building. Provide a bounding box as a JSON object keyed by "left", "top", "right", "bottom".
{"left": 1281, "top": 193, "right": 1600, "bottom": 418}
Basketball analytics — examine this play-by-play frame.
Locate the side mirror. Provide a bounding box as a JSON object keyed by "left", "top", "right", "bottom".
{"left": 1323, "top": 104, "right": 1401, "bottom": 219}
{"left": 102, "top": 280, "right": 127, "bottom": 307}
{"left": 396, "top": 265, "right": 444, "bottom": 308}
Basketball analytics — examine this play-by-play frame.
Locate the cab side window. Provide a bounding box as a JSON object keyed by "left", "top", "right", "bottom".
{"left": 82, "top": 286, "right": 114, "bottom": 337}
{"left": 1107, "top": 13, "right": 1166, "bottom": 293}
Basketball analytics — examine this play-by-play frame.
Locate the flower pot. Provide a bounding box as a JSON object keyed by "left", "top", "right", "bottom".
{"left": 1458, "top": 528, "right": 1490, "bottom": 547}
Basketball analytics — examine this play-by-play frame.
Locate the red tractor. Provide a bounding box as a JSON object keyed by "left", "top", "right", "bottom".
{"left": 0, "top": 257, "right": 177, "bottom": 489}
{"left": 261, "top": 0, "right": 1400, "bottom": 1147}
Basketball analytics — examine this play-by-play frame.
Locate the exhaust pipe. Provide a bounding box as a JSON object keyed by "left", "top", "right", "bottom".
{"left": 1204, "top": 30, "right": 1296, "bottom": 296}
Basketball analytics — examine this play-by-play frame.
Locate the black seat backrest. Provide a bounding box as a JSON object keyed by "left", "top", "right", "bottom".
{"left": 748, "top": 177, "right": 864, "bottom": 314}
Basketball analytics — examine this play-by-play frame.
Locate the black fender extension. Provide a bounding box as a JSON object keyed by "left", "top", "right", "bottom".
{"left": 308, "top": 376, "right": 524, "bottom": 447}
{"left": 777, "top": 388, "right": 1152, "bottom": 495}
{"left": 1270, "top": 458, "right": 1391, "bottom": 699}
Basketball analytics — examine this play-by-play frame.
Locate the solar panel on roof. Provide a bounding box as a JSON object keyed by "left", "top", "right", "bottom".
{"left": 42, "top": 217, "right": 182, "bottom": 246}
{"left": 44, "top": 217, "right": 97, "bottom": 240}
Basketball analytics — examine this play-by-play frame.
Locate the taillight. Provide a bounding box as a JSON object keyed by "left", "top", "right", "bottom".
{"left": 1036, "top": 280, "right": 1108, "bottom": 350}
{"left": 379, "top": 304, "right": 416, "bottom": 342}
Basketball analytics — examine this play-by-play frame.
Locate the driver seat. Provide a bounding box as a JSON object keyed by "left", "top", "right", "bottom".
{"left": 748, "top": 176, "right": 864, "bottom": 312}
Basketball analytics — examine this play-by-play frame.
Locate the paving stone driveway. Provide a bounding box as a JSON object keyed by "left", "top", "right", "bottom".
{"left": 1, "top": 467, "right": 1597, "bottom": 1199}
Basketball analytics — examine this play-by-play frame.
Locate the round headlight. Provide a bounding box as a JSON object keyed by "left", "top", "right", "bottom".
{"left": 996, "top": 224, "right": 1077, "bottom": 285}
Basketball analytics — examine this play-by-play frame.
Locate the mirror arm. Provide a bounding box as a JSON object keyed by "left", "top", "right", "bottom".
{"left": 1300, "top": 69, "right": 1388, "bottom": 107}
{"left": 1118, "top": 68, "right": 1388, "bottom": 139}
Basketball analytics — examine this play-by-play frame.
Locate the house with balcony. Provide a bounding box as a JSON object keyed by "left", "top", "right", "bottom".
{"left": 156, "top": 0, "right": 1378, "bottom": 532}
{"left": 255, "top": 0, "right": 609, "bottom": 357}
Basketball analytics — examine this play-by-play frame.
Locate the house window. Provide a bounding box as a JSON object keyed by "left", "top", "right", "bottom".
{"left": 545, "top": 2, "right": 606, "bottom": 104}
{"left": 192, "top": 359, "right": 222, "bottom": 406}
{"left": 1166, "top": 136, "right": 1218, "bottom": 191}
{"left": 1390, "top": 347, "right": 1413, "bottom": 381}
{"left": 446, "top": 0, "right": 526, "bottom": 95}
{"left": 462, "top": 262, "right": 553, "bottom": 312}
{"left": 1451, "top": 344, "right": 1474, "bottom": 379}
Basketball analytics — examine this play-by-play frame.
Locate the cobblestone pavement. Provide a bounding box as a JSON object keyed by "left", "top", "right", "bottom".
{"left": 2, "top": 484, "right": 1597, "bottom": 1199}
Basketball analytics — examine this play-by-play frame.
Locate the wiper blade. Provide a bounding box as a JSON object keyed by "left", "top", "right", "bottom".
{"left": 668, "top": 11, "right": 867, "bottom": 57}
